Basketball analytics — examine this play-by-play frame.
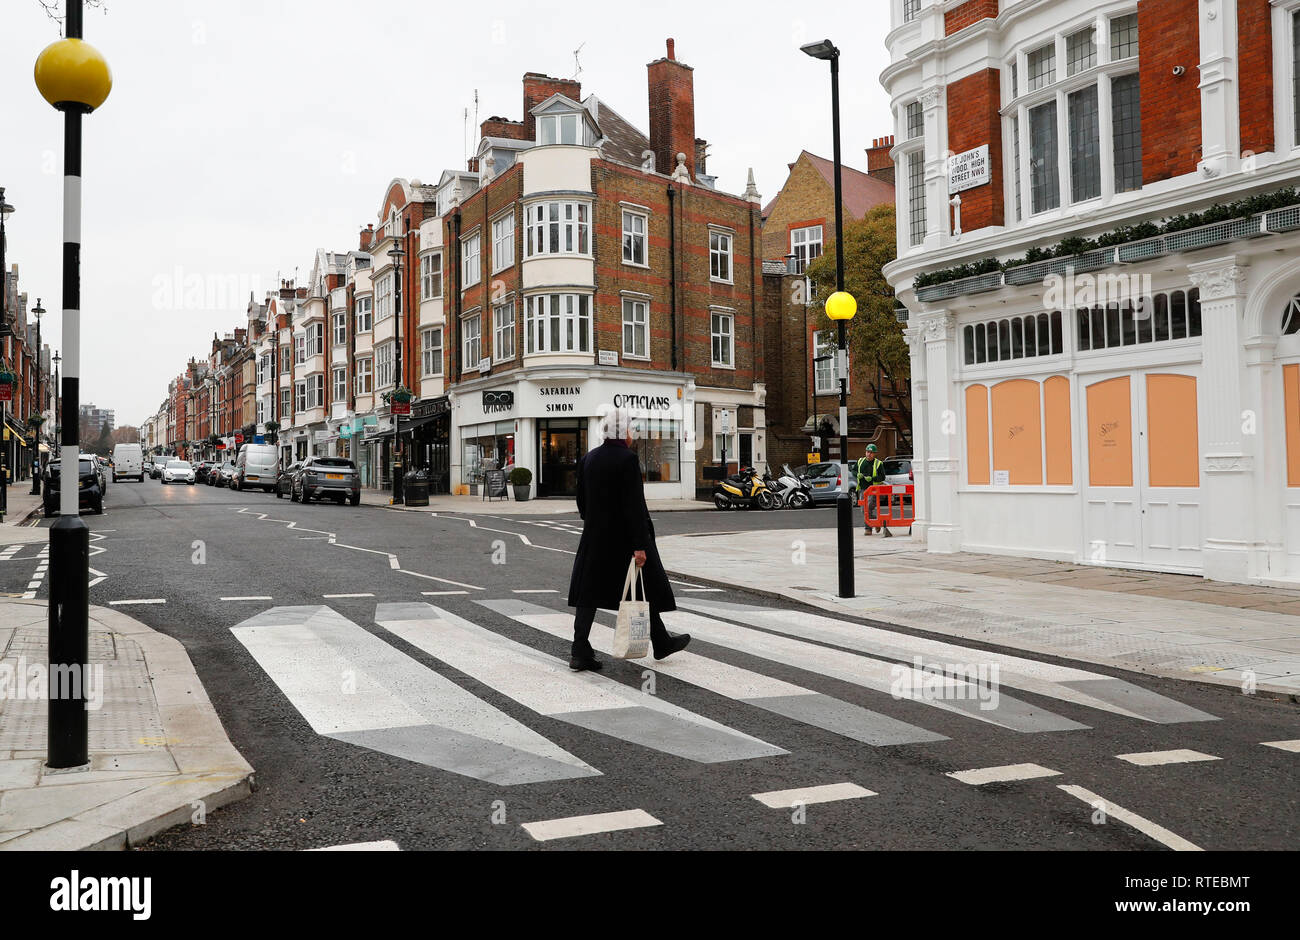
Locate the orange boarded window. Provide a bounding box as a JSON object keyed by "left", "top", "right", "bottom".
{"left": 1287, "top": 365, "right": 1300, "bottom": 487}
{"left": 1146, "top": 374, "right": 1199, "bottom": 488}
{"left": 1043, "top": 375, "right": 1072, "bottom": 485}
{"left": 1086, "top": 376, "right": 1132, "bottom": 487}
{"left": 965, "top": 384, "right": 990, "bottom": 485}
{"left": 990, "top": 379, "right": 1043, "bottom": 485}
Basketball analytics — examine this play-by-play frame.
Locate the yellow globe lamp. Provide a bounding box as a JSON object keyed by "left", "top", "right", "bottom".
{"left": 825, "top": 290, "right": 857, "bottom": 321}
{"left": 34, "top": 38, "right": 112, "bottom": 112}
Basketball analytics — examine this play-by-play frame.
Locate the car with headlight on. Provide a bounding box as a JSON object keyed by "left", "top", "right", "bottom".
{"left": 161, "top": 459, "right": 196, "bottom": 485}
{"left": 43, "top": 456, "right": 104, "bottom": 516}
{"left": 291, "top": 457, "right": 361, "bottom": 505}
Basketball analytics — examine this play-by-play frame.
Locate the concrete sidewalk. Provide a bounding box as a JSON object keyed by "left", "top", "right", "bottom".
{"left": 359, "top": 489, "right": 708, "bottom": 515}
{"left": 0, "top": 489, "right": 42, "bottom": 527}
{"left": 0, "top": 600, "right": 253, "bottom": 850}
{"left": 658, "top": 527, "right": 1300, "bottom": 697}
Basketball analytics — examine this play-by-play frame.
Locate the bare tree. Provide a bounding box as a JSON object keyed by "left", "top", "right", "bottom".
{"left": 37, "top": 0, "right": 107, "bottom": 34}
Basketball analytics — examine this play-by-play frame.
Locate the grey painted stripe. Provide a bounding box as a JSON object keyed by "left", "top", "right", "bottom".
{"left": 478, "top": 598, "right": 946, "bottom": 747}
{"left": 231, "top": 606, "right": 596, "bottom": 785}
{"left": 681, "top": 598, "right": 1215, "bottom": 725}
{"left": 663, "top": 610, "right": 1088, "bottom": 733}
{"left": 376, "top": 602, "right": 787, "bottom": 763}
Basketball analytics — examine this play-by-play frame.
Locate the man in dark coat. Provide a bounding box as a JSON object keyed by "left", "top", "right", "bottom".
{"left": 566, "top": 408, "right": 690, "bottom": 671}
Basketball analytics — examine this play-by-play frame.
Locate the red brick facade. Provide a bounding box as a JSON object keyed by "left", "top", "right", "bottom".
{"left": 945, "top": 0, "right": 998, "bottom": 36}
{"left": 1238, "top": 0, "right": 1275, "bottom": 156}
{"left": 1139, "top": 0, "right": 1203, "bottom": 184}
{"left": 946, "top": 68, "right": 1004, "bottom": 231}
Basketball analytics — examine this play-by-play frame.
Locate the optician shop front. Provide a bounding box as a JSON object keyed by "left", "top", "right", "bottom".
{"left": 449, "top": 368, "right": 699, "bottom": 500}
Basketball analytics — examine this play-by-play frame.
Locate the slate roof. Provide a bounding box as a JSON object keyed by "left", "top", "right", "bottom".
{"left": 762, "top": 150, "right": 895, "bottom": 220}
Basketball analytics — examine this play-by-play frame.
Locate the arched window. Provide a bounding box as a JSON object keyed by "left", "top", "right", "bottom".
{"left": 1284, "top": 295, "right": 1300, "bottom": 335}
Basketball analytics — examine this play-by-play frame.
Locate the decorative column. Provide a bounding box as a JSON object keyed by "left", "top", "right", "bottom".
{"left": 1189, "top": 256, "right": 1252, "bottom": 580}
{"left": 904, "top": 320, "right": 929, "bottom": 543}
{"left": 915, "top": 308, "right": 961, "bottom": 552}
{"left": 919, "top": 85, "right": 948, "bottom": 247}
{"left": 1197, "top": 0, "right": 1241, "bottom": 178}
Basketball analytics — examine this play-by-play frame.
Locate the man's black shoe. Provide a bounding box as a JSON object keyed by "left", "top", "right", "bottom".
{"left": 569, "top": 655, "right": 603, "bottom": 671}
{"left": 653, "top": 633, "right": 691, "bottom": 661}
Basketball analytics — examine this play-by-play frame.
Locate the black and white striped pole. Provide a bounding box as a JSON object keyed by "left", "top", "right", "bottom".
{"left": 34, "top": 0, "right": 112, "bottom": 770}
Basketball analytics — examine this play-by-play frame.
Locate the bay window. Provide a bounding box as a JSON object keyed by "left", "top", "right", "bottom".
{"left": 492, "top": 213, "right": 515, "bottom": 273}
{"left": 422, "top": 327, "right": 443, "bottom": 376}
{"left": 332, "top": 367, "right": 346, "bottom": 402}
{"left": 525, "top": 201, "right": 591, "bottom": 256}
{"left": 375, "top": 274, "right": 393, "bottom": 321}
{"left": 375, "top": 342, "right": 395, "bottom": 389}
{"left": 421, "top": 252, "right": 442, "bottom": 301}
{"left": 354, "top": 357, "right": 373, "bottom": 395}
{"left": 355, "top": 296, "right": 372, "bottom": 332}
{"left": 332, "top": 311, "right": 346, "bottom": 347}
{"left": 524, "top": 294, "right": 592, "bottom": 355}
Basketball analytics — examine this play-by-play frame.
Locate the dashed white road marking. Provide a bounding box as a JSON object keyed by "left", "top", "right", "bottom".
{"left": 1262, "top": 739, "right": 1300, "bottom": 753}
{"left": 511, "top": 589, "right": 558, "bottom": 594}
{"left": 221, "top": 595, "right": 274, "bottom": 602}
{"left": 1116, "top": 749, "right": 1221, "bottom": 767}
{"left": 396, "top": 570, "right": 483, "bottom": 591}
{"left": 109, "top": 599, "right": 167, "bottom": 606}
{"left": 521, "top": 809, "right": 662, "bottom": 842}
{"left": 947, "top": 763, "right": 1062, "bottom": 786}
{"left": 681, "top": 588, "right": 724, "bottom": 593}
{"left": 1057, "top": 784, "right": 1203, "bottom": 851}
{"left": 87, "top": 567, "right": 106, "bottom": 588}
{"left": 323, "top": 593, "right": 374, "bottom": 599}
{"left": 751, "top": 782, "right": 876, "bottom": 808}
{"left": 307, "top": 840, "right": 400, "bottom": 851}
{"left": 421, "top": 590, "right": 469, "bottom": 596}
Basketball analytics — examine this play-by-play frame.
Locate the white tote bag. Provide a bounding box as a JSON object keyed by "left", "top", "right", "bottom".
{"left": 612, "top": 558, "right": 652, "bottom": 659}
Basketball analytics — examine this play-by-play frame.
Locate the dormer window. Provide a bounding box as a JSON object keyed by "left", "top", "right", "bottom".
{"left": 532, "top": 96, "right": 598, "bottom": 147}
{"left": 538, "top": 112, "right": 583, "bottom": 146}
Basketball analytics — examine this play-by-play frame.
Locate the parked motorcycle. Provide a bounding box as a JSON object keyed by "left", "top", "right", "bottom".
{"left": 769, "top": 464, "right": 813, "bottom": 509}
{"left": 713, "top": 467, "right": 776, "bottom": 510}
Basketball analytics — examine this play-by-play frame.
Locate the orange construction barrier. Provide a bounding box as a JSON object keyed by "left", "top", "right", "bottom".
{"left": 860, "top": 484, "right": 915, "bottom": 531}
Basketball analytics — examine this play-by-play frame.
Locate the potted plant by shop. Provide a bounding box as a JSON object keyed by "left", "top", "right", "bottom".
{"left": 509, "top": 467, "right": 532, "bottom": 501}
{"left": 382, "top": 386, "right": 415, "bottom": 415}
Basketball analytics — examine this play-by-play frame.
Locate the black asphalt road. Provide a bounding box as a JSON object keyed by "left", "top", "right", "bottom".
{"left": 2, "top": 478, "right": 1297, "bottom": 851}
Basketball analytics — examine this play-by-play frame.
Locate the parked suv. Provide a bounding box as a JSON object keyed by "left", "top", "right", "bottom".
{"left": 43, "top": 456, "right": 104, "bottom": 516}
{"left": 291, "top": 457, "right": 361, "bottom": 505}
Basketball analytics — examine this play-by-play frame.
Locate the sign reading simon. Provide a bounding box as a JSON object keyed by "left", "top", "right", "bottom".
{"left": 537, "top": 385, "right": 581, "bottom": 413}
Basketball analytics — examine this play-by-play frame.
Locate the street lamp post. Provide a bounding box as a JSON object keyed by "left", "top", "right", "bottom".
{"left": 35, "top": 0, "right": 113, "bottom": 770}
{"left": 1, "top": 188, "right": 15, "bottom": 519}
{"left": 30, "top": 299, "right": 45, "bottom": 494}
{"left": 389, "top": 237, "right": 406, "bottom": 505}
{"left": 52, "top": 352, "right": 60, "bottom": 445}
{"left": 802, "top": 37, "right": 856, "bottom": 599}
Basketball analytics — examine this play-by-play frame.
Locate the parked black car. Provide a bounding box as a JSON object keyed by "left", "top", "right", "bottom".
{"left": 195, "top": 460, "right": 218, "bottom": 483}
{"left": 274, "top": 462, "right": 302, "bottom": 499}
{"left": 291, "top": 457, "right": 361, "bottom": 505}
{"left": 43, "top": 456, "right": 104, "bottom": 517}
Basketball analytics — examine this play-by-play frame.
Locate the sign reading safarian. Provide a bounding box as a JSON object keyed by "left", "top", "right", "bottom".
{"left": 947, "top": 145, "right": 990, "bottom": 195}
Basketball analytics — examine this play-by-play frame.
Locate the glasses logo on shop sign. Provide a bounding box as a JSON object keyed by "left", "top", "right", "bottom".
{"left": 483, "top": 390, "right": 514, "bottom": 414}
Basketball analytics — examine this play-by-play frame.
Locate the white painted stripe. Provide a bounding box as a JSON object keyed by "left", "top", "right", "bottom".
{"left": 64, "top": 176, "right": 82, "bottom": 243}
{"left": 1116, "top": 749, "right": 1220, "bottom": 767}
{"left": 21, "top": 591, "right": 35, "bottom": 599}
{"left": 421, "top": 591, "right": 469, "bottom": 596}
{"left": 323, "top": 593, "right": 374, "bottom": 599}
{"left": 1057, "top": 784, "right": 1203, "bottom": 851}
{"left": 308, "top": 840, "right": 399, "bottom": 851}
{"left": 511, "top": 589, "right": 558, "bottom": 594}
{"left": 109, "top": 599, "right": 167, "bottom": 606}
{"left": 1262, "top": 739, "right": 1300, "bottom": 753}
{"left": 751, "top": 782, "right": 876, "bottom": 808}
{"left": 668, "top": 579, "right": 704, "bottom": 588}
{"left": 221, "top": 596, "right": 274, "bottom": 602}
{"left": 521, "top": 809, "right": 662, "bottom": 842}
{"left": 681, "top": 588, "right": 724, "bottom": 593}
{"left": 395, "top": 569, "right": 484, "bottom": 591}
{"left": 947, "top": 763, "right": 1062, "bottom": 786}
{"left": 25, "top": 582, "right": 40, "bottom": 590}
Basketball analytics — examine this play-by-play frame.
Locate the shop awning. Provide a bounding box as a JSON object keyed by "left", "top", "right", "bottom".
{"left": 4, "top": 415, "right": 30, "bottom": 441}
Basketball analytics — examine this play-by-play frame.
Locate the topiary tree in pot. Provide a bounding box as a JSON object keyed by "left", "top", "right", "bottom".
{"left": 508, "top": 466, "right": 532, "bottom": 501}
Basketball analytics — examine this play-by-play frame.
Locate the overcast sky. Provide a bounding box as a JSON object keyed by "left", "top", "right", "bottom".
{"left": 2, "top": 0, "right": 892, "bottom": 427}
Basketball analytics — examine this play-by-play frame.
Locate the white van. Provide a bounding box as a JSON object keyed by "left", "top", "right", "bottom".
{"left": 234, "top": 443, "right": 279, "bottom": 492}
{"left": 112, "top": 443, "right": 145, "bottom": 482}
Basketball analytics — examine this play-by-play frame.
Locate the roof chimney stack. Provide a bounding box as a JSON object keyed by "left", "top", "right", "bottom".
{"left": 647, "top": 38, "right": 695, "bottom": 179}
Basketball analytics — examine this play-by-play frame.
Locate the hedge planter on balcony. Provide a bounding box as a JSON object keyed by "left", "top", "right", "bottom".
{"left": 1164, "top": 215, "right": 1264, "bottom": 254}
{"left": 1003, "top": 248, "right": 1117, "bottom": 286}
{"left": 1117, "top": 236, "right": 1169, "bottom": 264}
{"left": 1266, "top": 205, "right": 1300, "bottom": 234}
{"left": 916, "top": 271, "right": 1004, "bottom": 303}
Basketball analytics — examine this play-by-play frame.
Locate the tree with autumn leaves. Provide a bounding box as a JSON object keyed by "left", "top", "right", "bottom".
{"left": 804, "top": 203, "right": 912, "bottom": 451}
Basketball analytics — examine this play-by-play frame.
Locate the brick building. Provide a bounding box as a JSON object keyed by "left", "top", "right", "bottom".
{"left": 438, "top": 39, "right": 767, "bottom": 499}
{"left": 886, "top": 0, "right": 1300, "bottom": 585}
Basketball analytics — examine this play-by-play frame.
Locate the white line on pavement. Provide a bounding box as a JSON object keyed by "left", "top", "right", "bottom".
{"left": 323, "top": 593, "right": 375, "bottom": 599}
{"left": 521, "top": 809, "right": 662, "bottom": 842}
{"left": 681, "top": 588, "right": 724, "bottom": 593}
{"left": 1262, "top": 739, "right": 1300, "bottom": 752}
{"left": 947, "top": 763, "right": 1062, "bottom": 786}
{"left": 751, "top": 782, "right": 877, "bottom": 808}
{"left": 421, "top": 590, "right": 469, "bottom": 596}
{"left": 1057, "top": 784, "right": 1203, "bottom": 851}
{"left": 395, "top": 569, "right": 484, "bottom": 591}
{"left": 26, "top": 582, "right": 40, "bottom": 590}
{"left": 1115, "top": 749, "right": 1221, "bottom": 767}
{"left": 307, "top": 840, "right": 400, "bottom": 852}
{"left": 109, "top": 599, "right": 167, "bottom": 606}
{"left": 221, "top": 596, "right": 274, "bottom": 601}
{"left": 511, "top": 589, "right": 558, "bottom": 594}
